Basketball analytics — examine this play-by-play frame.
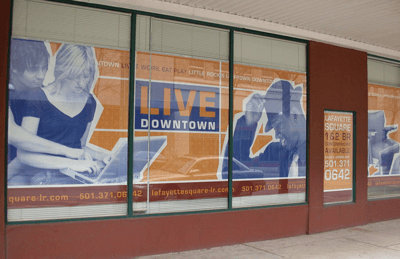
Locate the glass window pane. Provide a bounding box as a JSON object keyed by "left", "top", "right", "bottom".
{"left": 134, "top": 17, "right": 229, "bottom": 214}
{"left": 234, "top": 32, "right": 306, "bottom": 73}
{"left": 137, "top": 17, "right": 229, "bottom": 60}
{"left": 368, "top": 59, "right": 400, "bottom": 88}
{"left": 8, "top": 1, "right": 130, "bottom": 222}
{"left": 368, "top": 58, "right": 400, "bottom": 199}
{"left": 232, "top": 32, "right": 307, "bottom": 208}
{"left": 13, "top": 0, "right": 130, "bottom": 49}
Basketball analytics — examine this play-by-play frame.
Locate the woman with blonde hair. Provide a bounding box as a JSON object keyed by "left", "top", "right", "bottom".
{"left": 11, "top": 43, "right": 110, "bottom": 185}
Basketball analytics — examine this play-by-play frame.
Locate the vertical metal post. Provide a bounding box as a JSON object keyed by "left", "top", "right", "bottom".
{"left": 352, "top": 111, "right": 357, "bottom": 202}
{"left": 4, "top": 0, "right": 14, "bottom": 225}
{"left": 146, "top": 18, "right": 152, "bottom": 213}
{"left": 228, "top": 29, "right": 234, "bottom": 209}
{"left": 127, "top": 13, "right": 137, "bottom": 217}
{"left": 305, "top": 42, "right": 310, "bottom": 204}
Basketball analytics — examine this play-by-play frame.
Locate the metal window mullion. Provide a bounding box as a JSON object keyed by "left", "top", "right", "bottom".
{"left": 127, "top": 13, "right": 137, "bottom": 217}
{"left": 5, "top": 0, "right": 15, "bottom": 224}
{"left": 352, "top": 111, "right": 357, "bottom": 202}
{"left": 228, "top": 29, "right": 234, "bottom": 209}
{"left": 146, "top": 18, "right": 152, "bottom": 213}
{"left": 305, "top": 42, "right": 310, "bottom": 204}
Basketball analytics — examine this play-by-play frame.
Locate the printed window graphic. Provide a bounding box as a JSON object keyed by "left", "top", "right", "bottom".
{"left": 6, "top": 38, "right": 308, "bottom": 212}
{"left": 7, "top": 38, "right": 130, "bottom": 209}
{"left": 368, "top": 83, "right": 400, "bottom": 199}
{"left": 229, "top": 80, "right": 306, "bottom": 179}
{"left": 323, "top": 111, "right": 354, "bottom": 204}
{"left": 132, "top": 51, "right": 307, "bottom": 211}
{"left": 368, "top": 110, "right": 400, "bottom": 175}
{"left": 230, "top": 64, "right": 307, "bottom": 207}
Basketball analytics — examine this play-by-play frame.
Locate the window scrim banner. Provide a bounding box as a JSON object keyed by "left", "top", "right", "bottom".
{"left": 7, "top": 39, "right": 307, "bottom": 209}
{"left": 368, "top": 83, "right": 400, "bottom": 189}
{"left": 8, "top": 38, "right": 129, "bottom": 208}
{"left": 133, "top": 51, "right": 307, "bottom": 203}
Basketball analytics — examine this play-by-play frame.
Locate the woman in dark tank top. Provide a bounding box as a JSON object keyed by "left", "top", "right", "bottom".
{"left": 9, "top": 44, "right": 111, "bottom": 185}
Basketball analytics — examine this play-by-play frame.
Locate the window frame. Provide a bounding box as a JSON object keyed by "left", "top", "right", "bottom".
{"left": 6, "top": 0, "right": 309, "bottom": 225}
{"left": 367, "top": 55, "right": 400, "bottom": 201}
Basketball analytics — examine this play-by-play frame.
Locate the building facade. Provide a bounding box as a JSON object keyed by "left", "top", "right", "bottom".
{"left": 1, "top": 0, "right": 400, "bottom": 258}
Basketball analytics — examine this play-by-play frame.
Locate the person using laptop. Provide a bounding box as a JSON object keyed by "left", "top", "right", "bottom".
{"left": 8, "top": 39, "right": 86, "bottom": 163}
{"left": 10, "top": 43, "right": 110, "bottom": 185}
{"left": 8, "top": 40, "right": 104, "bottom": 185}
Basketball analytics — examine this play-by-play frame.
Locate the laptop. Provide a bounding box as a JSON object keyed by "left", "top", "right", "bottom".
{"left": 60, "top": 136, "right": 167, "bottom": 184}
{"left": 60, "top": 138, "right": 128, "bottom": 184}
{"left": 133, "top": 136, "right": 168, "bottom": 182}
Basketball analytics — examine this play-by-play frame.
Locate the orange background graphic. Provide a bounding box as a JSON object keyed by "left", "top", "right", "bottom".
{"left": 368, "top": 84, "right": 400, "bottom": 143}
{"left": 368, "top": 83, "right": 400, "bottom": 182}
{"left": 323, "top": 112, "right": 353, "bottom": 191}
{"left": 133, "top": 51, "right": 307, "bottom": 182}
{"left": 83, "top": 49, "right": 307, "bottom": 182}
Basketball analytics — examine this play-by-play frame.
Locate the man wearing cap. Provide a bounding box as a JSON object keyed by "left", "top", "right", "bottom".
{"left": 232, "top": 79, "right": 306, "bottom": 178}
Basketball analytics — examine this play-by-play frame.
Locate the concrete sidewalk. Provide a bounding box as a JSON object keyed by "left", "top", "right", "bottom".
{"left": 137, "top": 218, "right": 400, "bottom": 259}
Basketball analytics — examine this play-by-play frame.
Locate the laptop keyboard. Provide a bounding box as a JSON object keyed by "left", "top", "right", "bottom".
{"left": 75, "top": 141, "right": 129, "bottom": 183}
{"left": 79, "top": 171, "right": 100, "bottom": 179}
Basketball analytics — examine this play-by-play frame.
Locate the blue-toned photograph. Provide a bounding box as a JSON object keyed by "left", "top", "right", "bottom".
{"left": 226, "top": 80, "right": 306, "bottom": 179}
{"left": 7, "top": 39, "right": 122, "bottom": 186}
{"left": 368, "top": 110, "right": 400, "bottom": 175}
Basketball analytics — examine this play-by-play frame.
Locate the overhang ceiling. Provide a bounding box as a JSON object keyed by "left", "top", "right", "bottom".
{"left": 77, "top": 0, "right": 400, "bottom": 60}
{"left": 164, "top": 0, "right": 400, "bottom": 50}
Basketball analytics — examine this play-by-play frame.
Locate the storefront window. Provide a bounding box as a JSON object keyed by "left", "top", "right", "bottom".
{"left": 7, "top": 0, "right": 310, "bottom": 222}
{"left": 7, "top": 0, "right": 131, "bottom": 221}
{"left": 232, "top": 32, "right": 307, "bottom": 208}
{"left": 134, "top": 16, "right": 229, "bottom": 213}
{"left": 368, "top": 58, "right": 400, "bottom": 199}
